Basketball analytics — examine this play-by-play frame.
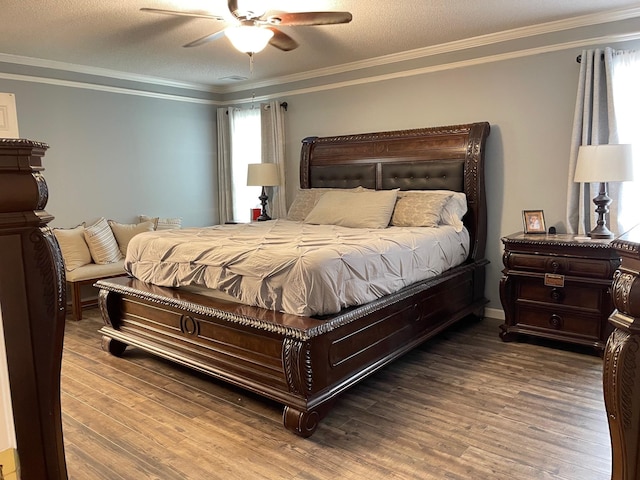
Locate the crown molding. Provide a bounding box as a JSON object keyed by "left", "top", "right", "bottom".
{"left": 0, "top": 53, "right": 222, "bottom": 94}
{"left": 222, "top": 30, "right": 640, "bottom": 106}
{"left": 0, "top": 71, "right": 220, "bottom": 105}
{"left": 1, "top": 6, "right": 639, "bottom": 102}
{"left": 221, "top": 5, "right": 640, "bottom": 94}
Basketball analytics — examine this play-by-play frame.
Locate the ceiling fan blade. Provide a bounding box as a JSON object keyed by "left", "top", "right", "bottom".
{"left": 228, "top": 0, "right": 240, "bottom": 18}
{"left": 268, "top": 11, "right": 352, "bottom": 26}
{"left": 183, "top": 30, "right": 226, "bottom": 48}
{"left": 267, "top": 27, "right": 298, "bottom": 51}
{"left": 140, "top": 7, "right": 224, "bottom": 21}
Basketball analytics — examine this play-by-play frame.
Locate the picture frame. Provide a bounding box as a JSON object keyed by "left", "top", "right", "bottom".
{"left": 0, "top": 93, "right": 19, "bottom": 139}
{"left": 522, "top": 210, "right": 546, "bottom": 234}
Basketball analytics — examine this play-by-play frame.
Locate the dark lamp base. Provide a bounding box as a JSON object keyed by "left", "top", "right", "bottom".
{"left": 588, "top": 183, "right": 615, "bottom": 239}
{"left": 588, "top": 229, "right": 614, "bottom": 239}
{"left": 256, "top": 186, "right": 271, "bottom": 222}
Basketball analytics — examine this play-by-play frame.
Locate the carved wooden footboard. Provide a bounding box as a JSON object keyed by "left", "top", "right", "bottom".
{"left": 98, "top": 260, "right": 487, "bottom": 437}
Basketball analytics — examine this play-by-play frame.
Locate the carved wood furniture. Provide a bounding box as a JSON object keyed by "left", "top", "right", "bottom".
{"left": 603, "top": 225, "right": 640, "bottom": 480}
{"left": 499, "top": 233, "right": 620, "bottom": 352}
{"left": 97, "top": 122, "right": 490, "bottom": 437}
{"left": 0, "top": 139, "right": 68, "bottom": 478}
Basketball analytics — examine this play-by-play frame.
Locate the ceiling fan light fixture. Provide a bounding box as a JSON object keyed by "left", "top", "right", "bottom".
{"left": 225, "top": 25, "right": 274, "bottom": 54}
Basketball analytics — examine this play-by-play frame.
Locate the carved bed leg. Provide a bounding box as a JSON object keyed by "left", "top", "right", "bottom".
{"left": 282, "top": 406, "right": 321, "bottom": 438}
{"left": 101, "top": 336, "right": 127, "bottom": 357}
{"left": 282, "top": 400, "right": 335, "bottom": 438}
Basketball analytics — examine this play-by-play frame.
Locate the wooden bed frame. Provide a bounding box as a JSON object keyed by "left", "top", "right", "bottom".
{"left": 96, "top": 122, "right": 490, "bottom": 437}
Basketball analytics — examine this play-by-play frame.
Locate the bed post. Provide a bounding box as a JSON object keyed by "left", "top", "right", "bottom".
{"left": 299, "top": 136, "right": 317, "bottom": 189}
{"left": 0, "top": 139, "right": 68, "bottom": 479}
{"left": 464, "top": 122, "right": 490, "bottom": 262}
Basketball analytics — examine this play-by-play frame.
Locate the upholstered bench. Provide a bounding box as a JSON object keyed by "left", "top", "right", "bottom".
{"left": 65, "top": 260, "right": 126, "bottom": 321}
{"left": 54, "top": 215, "right": 180, "bottom": 320}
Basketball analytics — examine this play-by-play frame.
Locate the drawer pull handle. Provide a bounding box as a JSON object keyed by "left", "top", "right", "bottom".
{"left": 549, "top": 314, "right": 563, "bottom": 329}
{"left": 551, "top": 261, "right": 560, "bottom": 273}
{"left": 550, "top": 288, "right": 564, "bottom": 302}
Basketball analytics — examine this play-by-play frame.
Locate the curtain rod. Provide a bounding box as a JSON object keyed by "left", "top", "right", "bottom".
{"left": 225, "top": 102, "right": 288, "bottom": 114}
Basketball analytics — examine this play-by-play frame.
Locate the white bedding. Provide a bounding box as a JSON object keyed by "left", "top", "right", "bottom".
{"left": 125, "top": 220, "right": 469, "bottom": 316}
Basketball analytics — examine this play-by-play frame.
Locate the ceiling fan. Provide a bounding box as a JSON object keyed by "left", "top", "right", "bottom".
{"left": 141, "top": 0, "right": 353, "bottom": 54}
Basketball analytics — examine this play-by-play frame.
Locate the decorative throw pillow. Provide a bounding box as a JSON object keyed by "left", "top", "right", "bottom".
{"left": 108, "top": 219, "right": 158, "bottom": 256}
{"left": 391, "top": 191, "right": 453, "bottom": 227}
{"left": 387, "top": 190, "right": 467, "bottom": 231}
{"left": 139, "top": 215, "right": 181, "bottom": 230}
{"left": 83, "top": 217, "right": 123, "bottom": 264}
{"left": 53, "top": 225, "right": 92, "bottom": 271}
{"left": 304, "top": 189, "right": 399, "bottom": 229}
{"left": 286, "top": 187, "right": 366, "bottom": 222}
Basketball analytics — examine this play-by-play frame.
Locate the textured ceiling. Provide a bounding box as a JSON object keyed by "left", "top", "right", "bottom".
{"left": 1, "top": 0, "right": 639, "bottom": 90}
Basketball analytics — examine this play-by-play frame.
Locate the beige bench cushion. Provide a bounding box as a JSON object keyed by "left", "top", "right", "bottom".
{"left": 66, "top": 260, "right": 126, "bottom": 282}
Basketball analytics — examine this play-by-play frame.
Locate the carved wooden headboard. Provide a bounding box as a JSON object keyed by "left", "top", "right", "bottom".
{"left": 299, "top": 122, "right": 490, "bottom": 262}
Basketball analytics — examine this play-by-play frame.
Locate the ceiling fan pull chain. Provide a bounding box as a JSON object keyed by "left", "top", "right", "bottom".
{"left": 249, "top": 53, "right": 256, "bottom": 109}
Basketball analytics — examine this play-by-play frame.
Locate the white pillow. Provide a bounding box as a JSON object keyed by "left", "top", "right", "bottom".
{"left": 304, "top": 189, "right": 398, "bottom": 229}
{"left": 286, "top": 187, "right": 366, "bottom": 222}
{"left": 83, "top": 217, "right": 123, "bottom": 264}
{"left": 437, "top": 191, "right": 467, "bottom": 232}
{"left": 53, "top": 225, "right": 92, "bottom": 271}
{"left": 139, "top": 215, "right": 181, "bottom": 230}
{"left": 391, "top": 191, "right": 452, "bottom": 227}
{"left": 108, "top": 219, "right": 157, "bottom": 256}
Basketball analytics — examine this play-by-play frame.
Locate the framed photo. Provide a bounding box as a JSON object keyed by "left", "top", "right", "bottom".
{"left": 523, "top": 210, "right": 546, "bottom": 234}
{"left": 0, "top": 93, "right": 19, "bottom": 138}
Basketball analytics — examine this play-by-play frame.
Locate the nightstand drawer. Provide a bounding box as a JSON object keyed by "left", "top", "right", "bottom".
{"left": 516, "top": 306, "right": 601, "bottom": 338}
{"left": 505, "top": 253, "right": 615, "bottom": 278}
{"left": 517, "top": 278, "right": 603, "bottom": 310}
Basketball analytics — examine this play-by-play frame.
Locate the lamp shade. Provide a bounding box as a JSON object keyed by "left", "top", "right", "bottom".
{"left": 247, "top": 163, "right": 280, "bottom": 186}
{"left": 574, "top": 144, "right": 635, "bottom": 183}
{"left": 225, "top": 26, "right": 274, "bottom": 54}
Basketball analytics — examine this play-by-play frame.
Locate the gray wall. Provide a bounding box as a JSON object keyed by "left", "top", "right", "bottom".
{"left": 0, "top": 77, "right": 218, "bottom": 228}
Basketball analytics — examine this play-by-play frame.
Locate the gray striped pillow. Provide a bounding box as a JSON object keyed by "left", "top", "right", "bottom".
{"left": 83, "top": 217, "right": 123, "bottom": 264}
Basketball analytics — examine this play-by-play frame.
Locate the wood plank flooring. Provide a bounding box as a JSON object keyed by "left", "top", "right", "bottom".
{"left": 61, "top": 310, "right": 611, "bottom": 480}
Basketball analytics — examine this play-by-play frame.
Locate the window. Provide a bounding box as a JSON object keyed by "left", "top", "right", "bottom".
{"left": 229, "top": 108, "right": 261, "bottom": 223}
{"left": 611, "top": 49, "right": 640, "bottom": 233}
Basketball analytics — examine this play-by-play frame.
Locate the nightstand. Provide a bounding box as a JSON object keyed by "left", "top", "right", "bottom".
{"left": 499, "top": 232, "right": 621, "bottom": 352}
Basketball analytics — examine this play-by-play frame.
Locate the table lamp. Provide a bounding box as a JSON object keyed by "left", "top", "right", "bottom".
{"left": 247, "top": 163, "right": 280, "bottom": 221}
{"left": 574, "top": 144, "right": 634, "bottom": 239}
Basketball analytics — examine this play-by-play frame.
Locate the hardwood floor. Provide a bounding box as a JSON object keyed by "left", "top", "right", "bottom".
{"left": 61, "top": 310, "right": 611, "bottom": 480}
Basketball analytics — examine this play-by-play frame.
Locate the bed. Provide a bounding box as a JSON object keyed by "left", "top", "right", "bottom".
{"left": 96, "top": 121, "right": 490, "bottom": 437}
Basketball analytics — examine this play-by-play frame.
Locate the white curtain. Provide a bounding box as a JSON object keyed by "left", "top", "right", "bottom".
{"left": 610, "top": 48, "right": 640, "bottom": 234}
{"left": 216, "top": 107, "right": 234, "bottom": 224}
{"left": 566, "top": 48, "right": 622, "bottom": 235}
{"left": 261, "top": 101, "right": 287, "bottom": 219}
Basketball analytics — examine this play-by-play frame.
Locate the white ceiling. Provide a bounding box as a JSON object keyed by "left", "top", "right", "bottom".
{"left": 1, "top": 0, "right": 639, "bottom": 90}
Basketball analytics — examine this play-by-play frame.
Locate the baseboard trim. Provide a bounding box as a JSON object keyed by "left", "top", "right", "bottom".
{"left": 484, "top": 307, "right": 505, "bottom": 321}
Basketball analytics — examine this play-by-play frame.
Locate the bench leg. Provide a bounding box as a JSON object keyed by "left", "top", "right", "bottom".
{"left": 70, "top": 282, "right": 82, "bottom": 321}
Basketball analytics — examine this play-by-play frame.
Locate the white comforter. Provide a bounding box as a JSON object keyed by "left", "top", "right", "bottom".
{"left": 125, "top": 220, "right": 469, "bottom": 316}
